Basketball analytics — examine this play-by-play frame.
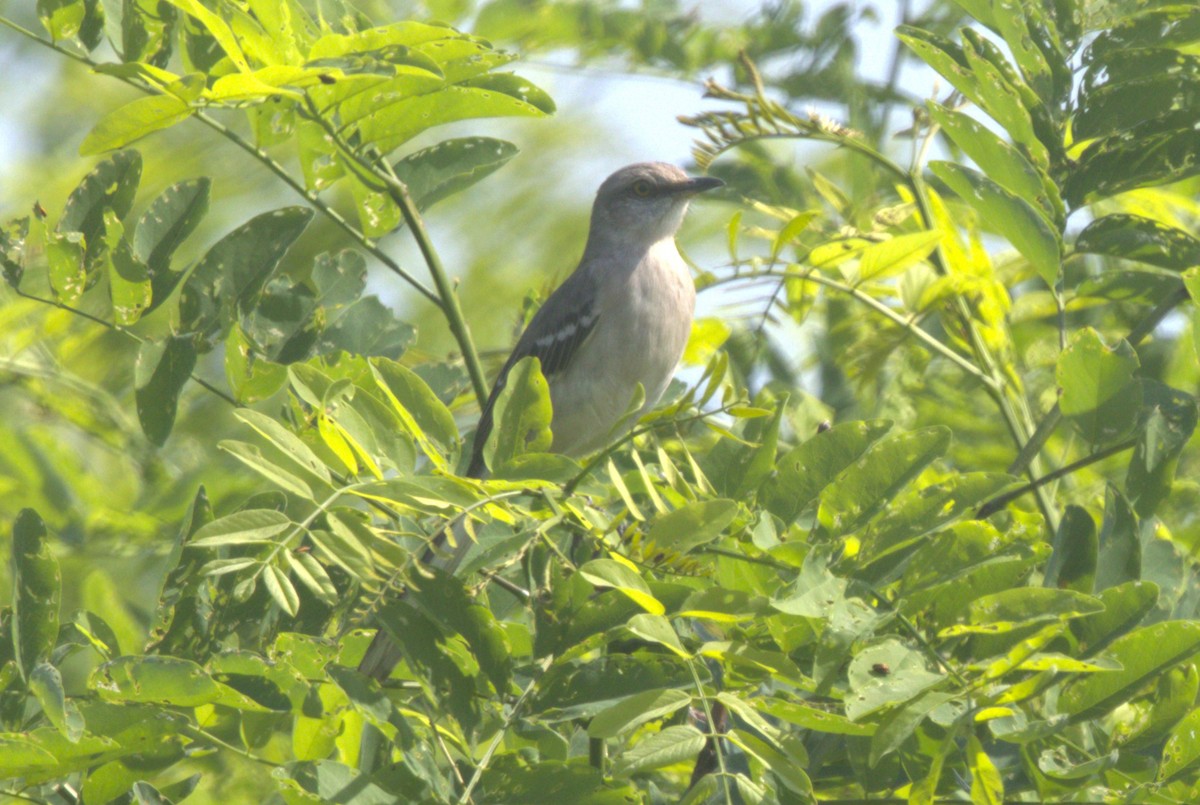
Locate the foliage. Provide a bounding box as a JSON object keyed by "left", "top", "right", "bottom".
{"left": 1, "top": 0, "right": 1200, "bottom": 803}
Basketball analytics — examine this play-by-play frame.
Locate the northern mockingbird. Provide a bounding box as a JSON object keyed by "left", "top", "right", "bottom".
{"left": 358, "top": 162, "right": 722, "bottom": 681}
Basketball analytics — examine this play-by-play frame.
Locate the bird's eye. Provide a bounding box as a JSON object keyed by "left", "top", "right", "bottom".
{"left": 631, "top": 180, "right": 653, "bottom": 197}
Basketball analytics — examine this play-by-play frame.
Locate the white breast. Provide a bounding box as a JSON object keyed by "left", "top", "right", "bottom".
{"left": 549, "top": 238, "right": 695, "bottom": 457}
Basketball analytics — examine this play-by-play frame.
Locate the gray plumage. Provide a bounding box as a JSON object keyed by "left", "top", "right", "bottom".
{"left": 358, "top": 162, "right": 721, "bottom": 681}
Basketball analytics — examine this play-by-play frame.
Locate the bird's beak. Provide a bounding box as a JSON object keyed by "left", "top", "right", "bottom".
{"left": 674, "top": 176, "right": 724, "bottom": 196}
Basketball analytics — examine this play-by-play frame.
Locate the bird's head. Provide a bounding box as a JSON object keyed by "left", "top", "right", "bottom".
{"left": 589, "top": 162, "right": 723, "bottom": 248}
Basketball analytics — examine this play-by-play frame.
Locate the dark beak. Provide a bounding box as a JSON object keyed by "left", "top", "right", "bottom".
{"left": 675, "top": 176, "right": 724, "bottom": 196}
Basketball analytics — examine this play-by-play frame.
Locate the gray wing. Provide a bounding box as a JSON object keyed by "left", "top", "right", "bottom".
{"left": 465, "top": 270, "right": 599, "bottom": 477}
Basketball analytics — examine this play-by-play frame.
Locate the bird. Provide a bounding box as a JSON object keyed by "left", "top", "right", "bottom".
{"left": 357, "top": 162, "right": 722, "bottom": 681}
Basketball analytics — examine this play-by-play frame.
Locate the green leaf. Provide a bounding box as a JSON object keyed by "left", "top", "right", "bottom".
{"left": 45, "top": 231, "right": 85, "bottom": 305}
{"left": 30, "top": 661, "right": 83, "bottom": 742}
{"left": 220, "top": 441, "right": 313, "bottom": 499}
{"left": 405, "top": 566, "right": 512, "bottom": 694}
{"left": 969, "top": 587, "right": 1104, "bottom": 629}
{"left": 104, "top": 211, "right": 151, "bottom": 325}
{"left": 818, "top": 426, "right": 951, "bottom": 537}
{"left": 371, "top": 358, "right": 459, "bottom": 467}
{"left": 1077, "top": 268, "right": 1183, "bottom": 305}
{"left": 1086, "top": 8, "right": 1200, "bottom": 64}
{"left": 1065, "top": 127, "right": 1200, "bottom": 206}
{"left": 393, "top": 137, "right": 519, "bottom": 213}
{"left": 613, "top": 725, "right": 705, "bottom": 778}
{"left": 188, "top": 509, "right": 291, "bottom": 548}
{"left": 263, "top": 564, "right": 299, "bottom": 616}
{"left": 91, "top": 655, "right": 222, "bottom": 706}
{"left": 354, "top": 75, "right": 555, "bottom": 155}
{"left": 644, "top": 499, "right": 738, "bottom": 555}
{"left": 11, "top": 509, "right": 59, "bottom": 680}
{"left": 1076, "top": 70, "right": 1200, "bottom": 142}
{"left": 845, "top": 638, "right": 945, "bottom": 720}
{"left": 59, "top": 149, "right": 142, "bottom": 270}
{"left": 578, "top": 559, "right": 663, "bottom": 615}
{"left": 37, "top": 0, "right": 85, "bottom": 41}
{"left": 759, "top": 698, "right": 874, "bottom": 736}
{"left": 533, "top": 654, "right": 696, "bottom": 719}
{"left": 625, "top": 614, "right": 688, "bottom": 658}
{"left": 587, "top": 689, "right": 692, "bottom": 739}
{"left": 764, "top": 420, "right": 892, "bottom": 523}
{"left": 273, "top": 760, "right": 398, "bottom": 803}
{"left": 484, "top": 355, "right": 553, "bottom": 473}
{"left": 1097, "top": 485, "right": 1140, "bottom": 591}
{"left": 1161, "top": 706, "right": 1200, "bottom": 781}
{"left": 1070, "top": 580, "right": 1159, "bottom": 657}
{"left": 930, "top": 161, "right": 1061, "bottom": 287}
{"left": 855, "top": 230, "right": 941, "bottom": 282}
{"left": 1126, "top": 381, "right": 1199, "bottom": 516}
{"left": 233, "top": 408, "right": 332, "bottom": 484}
{"left": 80, "top": 94, "right": 192, "bottom": 156}
{"left": 1060, "top": 620, "right": 1200, "bottom": 721}
{"left": 929, "top": 103, "right": 1060, "bottom": 223}
{"left": 1075, "top": 214, "right": 1200, "bottom": 271}
{"left": 178, "top": 207, "right": 313, "bottom": 344}
{"left": 0, "top": 736, "right": 57, "bottom": 776}
{"left": 1056, "top": 328, "right": 1141, "bottom": 444}
{"left": 964, "top": 739, "right": 1003, "bottom": 805}
{"left": 133, "top": 178, "right": 210, "bottom": 307}
{"left": 861, "top": 472, "right": 1016, "bottom": 563}
{"left": 316, "top": 295, "right": 415, "bottom": 358}
{"left": 133, "top": 334, "right": 197, "bottom": 446}
{"left": 1043, "top": 505, "right": 1097, "bottom": 593}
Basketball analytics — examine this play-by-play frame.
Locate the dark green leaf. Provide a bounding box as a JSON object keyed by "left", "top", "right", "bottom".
{"left": 406, "top": 566, "right": 512, "bottom": 694}
{"left": 1077, "top": 268, "right": 1183, "bottom": 305}
{"left": 316, "top": 296, "right": 415, "bottom": 357}
{"left": 11, "top": 509, "right": 59, "bottom": 679}
{"left": 375, "top": 599, "right": 479, "bottom": 728}
{"left": 1076, "top": 71, "right": 1200, "bottom": 142}
{"left": 29, "top": 662, "right": 84, "bottom": 742}
{"left": 1061, "top": 621, "right": 1200, "bottom": 722}
{"left": 178, "top": 207, "right": 313, "bottom": 344}
{"left": 1070, "top": 580, "right": 1159, "bottom": 656}
{"left": 393, "top": 137, "right": 519, "bottom": 213}
{"left": 1076, "top": 214, "right": 1200, "bottom": 271}
{"left": 58, "top": 150, "right": 141, "bottom": 272}
{"left": 1126, "top": 381, "right": 1199, "bottom": 517}
{"left": 764, "top": 419, "right": 892, "bottom": 523}
{"left": 1085, "top": 8, "right": 1200, "bottom": 64}
{"left": 534, "top": 654, "right": 698, "bottom": 720}
{"left": 861, "top": 472, "right": 1016, "bottom": 564}
{"left": 0, "top": 215, "right": 28, "bottom": 287}
{"left": 1056, "top": 328, "right": 1140, "bottom": 444}
{"left": 1065, "top": 127, "right": 1200, "bottom": 207}
{"left": 134, "top": 178, "right": 210, "bottom": 310}
{"left": 1096, "top": 485, "right": 1140, "bottom": 591}
{"left": 818, "top": 426, "right": 951, "bottom": 537}
{"left": 134, "top": 334, "right": 198, "bottom": 446}
{"left": 931, "top": 161, "right": 1061, "bottom": 287}
{"left": 273, "top": 760, "right": 398, "bottom": 803}
{"left": 1044, "top": 505, "right": 1097, "bottom": 593}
